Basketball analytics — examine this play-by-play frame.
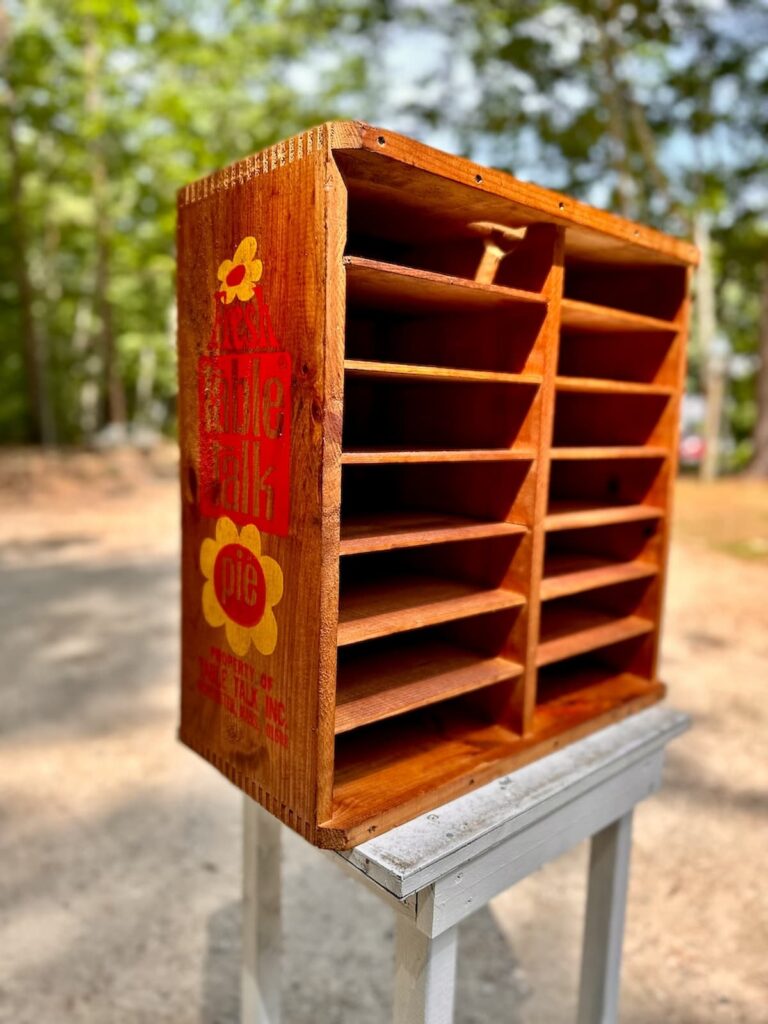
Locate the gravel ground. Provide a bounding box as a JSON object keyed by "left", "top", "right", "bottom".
{"left": 0, "top": 450, "right": 766, "bottom": 1023}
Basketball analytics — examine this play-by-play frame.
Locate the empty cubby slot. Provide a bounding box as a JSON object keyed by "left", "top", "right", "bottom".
{"left": 534, "top": 640, "right": 661, "bottom": 728}
{"left": 337, "top": 537, "right": 528, "bottom": 648}
{"left": 564, "top": 262, "right": 687, "bottom": 322}
{"left": 331, "top": 683, "right": 526, "bottom": 829}
{"left": 546, "top": 458, "right": 667, "bottom": 533}
{"left": 537, "top": 577, "right": 657, "bottom": 668}
{"left": 344, "top": 225, "right": 554, "bottom": 295}
{"left": 335, "top": 623, "right": 525, "bottom": 735}
{"left": 342, "top": 375, "right": 539, "bottom": 454}
{"left": 557, "top": 330, "right": 679, "bottom": 387}
{"left": 552, "top": 391, "right": 672, "bottom": 449}
{"left": 335, "top": 150, "right": 556, "bottom": 293}
{"left": 344, "top": 307, "right": 545, "bottom": 377}
{"left": 340, "top": 459, "right": 535, "bottom": 556}
{"left": 542, "top": 520, "right": 662, "bottom": 601}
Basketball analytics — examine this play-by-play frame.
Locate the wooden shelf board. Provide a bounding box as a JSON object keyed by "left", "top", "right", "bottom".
{"left": 550, "top": 446, "right": 668, "bottom": 460}
{"left": 344, "top": 255, "right": 547, "bottom": 312}
{"left": 561, "top": 298, "right": 678, "bottom": 334}
{"left": 534, "top": 667, "right": 664, "bottom": 730}
{"left": 556, "top": 375, "right": 675, "bottom": 397}
{"left": 338, "top": 575, "right": 525, "bottom": 647}
{"left": 325, "top": 670, "right": 663, "bottom": 844}
{"left": 340, "top": 512, "right": 526, "bottom": 556}
{"left": 545, "top": 502, "right": 664, "bottom": 532}
{"left": 341, "top": 448, "right": 536, "bottom": 465}
{"left": 541, "top": 554, "right": 658, "bottom": 601}
{"left": 536, "top": 606, "right": 654, "bottom": 667}
{"left": 335, "top": 641, "right": 523, "bottom": 734}
{"left": 333, "top": 124, "right": 699, "bottom": 268}
{"left": 345, "top": 359, "right": 543, "bottom": 387}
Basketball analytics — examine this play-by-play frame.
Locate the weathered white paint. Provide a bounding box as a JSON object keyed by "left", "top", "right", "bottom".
{"left": 241, "top": 707, "right": 690, "bottom": 1024}
{"left": 339, "top": 707, "right": 688, "bottom": 899}
{"left": 242, "top": 797, "right": 282, "bottom": 1024}
{"left": 393, "top": 916, "right": 458, "bottom": 1024}
{"left": 577, "top": 813, "right": 634, "bottom": 1024}
{"left": 414, "top": 753, "right": 661, "bottom": 938}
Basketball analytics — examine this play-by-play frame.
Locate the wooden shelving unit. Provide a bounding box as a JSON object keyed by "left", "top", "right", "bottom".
{"left": 177, "top": 122, "right": 696, "bottom": 849}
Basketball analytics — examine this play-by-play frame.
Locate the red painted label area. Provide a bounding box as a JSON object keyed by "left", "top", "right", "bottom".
{"left": 198, "top": 348, "right": 291, "bottom": 535}
{"left": 209, "top": 285, "right": 276, "bottom": 353}
{"left": 196, "top": 645, "right": 289, "bottom": 748}
{"left": 226, "top": 263, "right": 246, "bottom": 287}
{"left": 213, "top": 543, "right": 266, "bottom": 627}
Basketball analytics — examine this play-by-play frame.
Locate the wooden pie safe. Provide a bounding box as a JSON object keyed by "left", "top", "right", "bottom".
{"left": 177, "top": 122, "right": 697, "bottom": 849}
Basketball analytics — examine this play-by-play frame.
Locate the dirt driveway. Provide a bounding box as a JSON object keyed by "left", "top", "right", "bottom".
{"left": 0, "top": 450, "right": 766, "bottom": 1023}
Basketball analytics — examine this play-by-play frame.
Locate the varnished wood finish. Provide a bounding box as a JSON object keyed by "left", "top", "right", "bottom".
{"left": 339, "top": 511, "right": 526, "bottom": 556}
{"left": 345, "top": 358, "right": 542, "bottom": 387}
{"left": 341, "top": 447, "right": 537, "bottom": 464}
{"left": 345, "top": 256, "right": 546, "bottom": 312}
{"left": 560, "top": 298, "right": 677, "bottom": 334}
{"left": 335, "top": 641, "right": 523, "bottom": 734}
{"left": 337, "top": 575, "right": 526, "bottom": 647}
{"left": 540, "top": 553, "right": 658, "bottom": 601}
{"left": 177, "top": 122, "right": 695, "bottom": 849}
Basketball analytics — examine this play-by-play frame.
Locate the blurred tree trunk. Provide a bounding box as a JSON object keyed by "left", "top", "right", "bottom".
{"left": 2, "top": 17, "right": 55, "bottom": 444}
{"left": 695, "top": 214, "right": 724, "bottom": 481}
{"left": 85, "top": 20, "right": 126, "bottom": 428}
{"left": 594, "top": 8, "right": 634, "bottom": 217}
{"left": 748, "top": 268, "right": 768, "bottom": 476}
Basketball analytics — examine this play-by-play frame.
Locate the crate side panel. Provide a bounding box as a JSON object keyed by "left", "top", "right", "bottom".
{"left": 177, "top": 133, "right": 330, "bottom": 837}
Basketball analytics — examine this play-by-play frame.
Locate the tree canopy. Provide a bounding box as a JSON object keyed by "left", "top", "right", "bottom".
{"left": 1, "top": 0, "right": 766, "bottom": 468}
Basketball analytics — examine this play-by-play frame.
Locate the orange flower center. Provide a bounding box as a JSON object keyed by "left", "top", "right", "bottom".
{"left": 226, "top": 264, "right": 247, "bottom": 287}
{"left": 213, "top": 543, "right": 266, "bottom": 627}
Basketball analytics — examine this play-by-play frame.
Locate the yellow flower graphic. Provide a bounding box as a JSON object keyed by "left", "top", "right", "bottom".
{"left": 216, "top": 236, "right": 263, "bottom": 304}
{"left": 200, "top": 517, "right": 283, "bottom": 656}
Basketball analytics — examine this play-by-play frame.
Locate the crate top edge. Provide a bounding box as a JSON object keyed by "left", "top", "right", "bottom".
{"left": 177, "top": 120, "right": 699, "bottom": 269}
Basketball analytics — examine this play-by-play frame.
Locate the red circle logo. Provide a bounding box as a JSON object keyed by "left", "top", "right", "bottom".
{"left": 213, "top": 543, "right": 266, "bottom": 627}
{"left": 226, "top": 264, "right": 246, "bottom": 287}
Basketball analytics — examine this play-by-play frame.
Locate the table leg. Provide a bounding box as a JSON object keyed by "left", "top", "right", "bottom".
{"left": 577, "top": 811, "right": 634, "bottom": 1024}
{"left": 393, "top": 912, "right": 458, "bottom": 1024}
{"left": 242, "top": 797, "right": 282, "bottom": 1024}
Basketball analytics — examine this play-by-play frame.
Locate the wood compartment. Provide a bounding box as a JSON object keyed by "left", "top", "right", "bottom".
{"left": 537, "top": 577, "right": 657, "bottom": 668}
{"left": 564, "top": 262, "right": 687, "bottom": 322}
{"left": 339, "top": 152, "right": 558, "bottom": 294}
{"left": 331, "top": 688, "right": 525, "bottom": 834}
{"left": 345, "top": 307, "right": 545, "bottom": 377}
{"left": 546, "top": 456, "right": 668, "bottom": 530}
{"left": 338, "top": 535, "right": 529, "bottom": 648}
{"left": 557, "top": 329, "right": 680, "bottom": 387}
{"left": 534, "top": 642, "right": 663, "bottom": 733}
{"left": 552, "top": 390, "right": 673, "bottom": 450}
{"left": 342, "top": 373, "right": 540, "bottom": 454}
{"left": 335, "top": 622, "right": 525, "bottom": 735}
{"left": 542, "top": 520, "right": 662, "bottom": 601}
{"left": 340, "top": 460, "right": 534, "bottom": 555}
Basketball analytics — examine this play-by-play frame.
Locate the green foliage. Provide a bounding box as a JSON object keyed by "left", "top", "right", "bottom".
{"left": 1, "top": 0, "right": 766, "bottom": 459}
{"left": 0, "top": 0, "right": 370, "bottom": 443}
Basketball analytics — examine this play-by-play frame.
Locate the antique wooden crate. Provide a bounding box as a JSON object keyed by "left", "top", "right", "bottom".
{"left": 177, "top": 122, "right": 697, "bottom": 849}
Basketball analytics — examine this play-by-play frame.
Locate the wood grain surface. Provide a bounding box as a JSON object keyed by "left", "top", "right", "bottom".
{"left": 177, "top": 122, "right": 695, "bottom": 848}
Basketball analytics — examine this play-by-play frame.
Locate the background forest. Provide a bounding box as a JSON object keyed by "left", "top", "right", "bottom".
{"left": 1, "top": 0, "right": 767, "bottom": 473}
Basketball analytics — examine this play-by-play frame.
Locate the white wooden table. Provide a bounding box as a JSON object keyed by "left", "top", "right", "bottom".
{"left": 241, "top": 705, "right": 688, "bottom": 1024}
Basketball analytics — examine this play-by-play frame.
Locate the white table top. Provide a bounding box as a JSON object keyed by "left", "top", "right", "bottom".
{"left": 336, "top": 706, "right": 689, "bottom": 899}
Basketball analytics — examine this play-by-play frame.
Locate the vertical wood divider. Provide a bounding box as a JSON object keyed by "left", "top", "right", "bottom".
{"left": 315, "top": 134, "right": 350, "bottom": 822}
{"left": 647, "top": 267, "right": 693, "bottom": 681}
{"left": 519, "top": 227, "right": 566, "bottom": 733}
